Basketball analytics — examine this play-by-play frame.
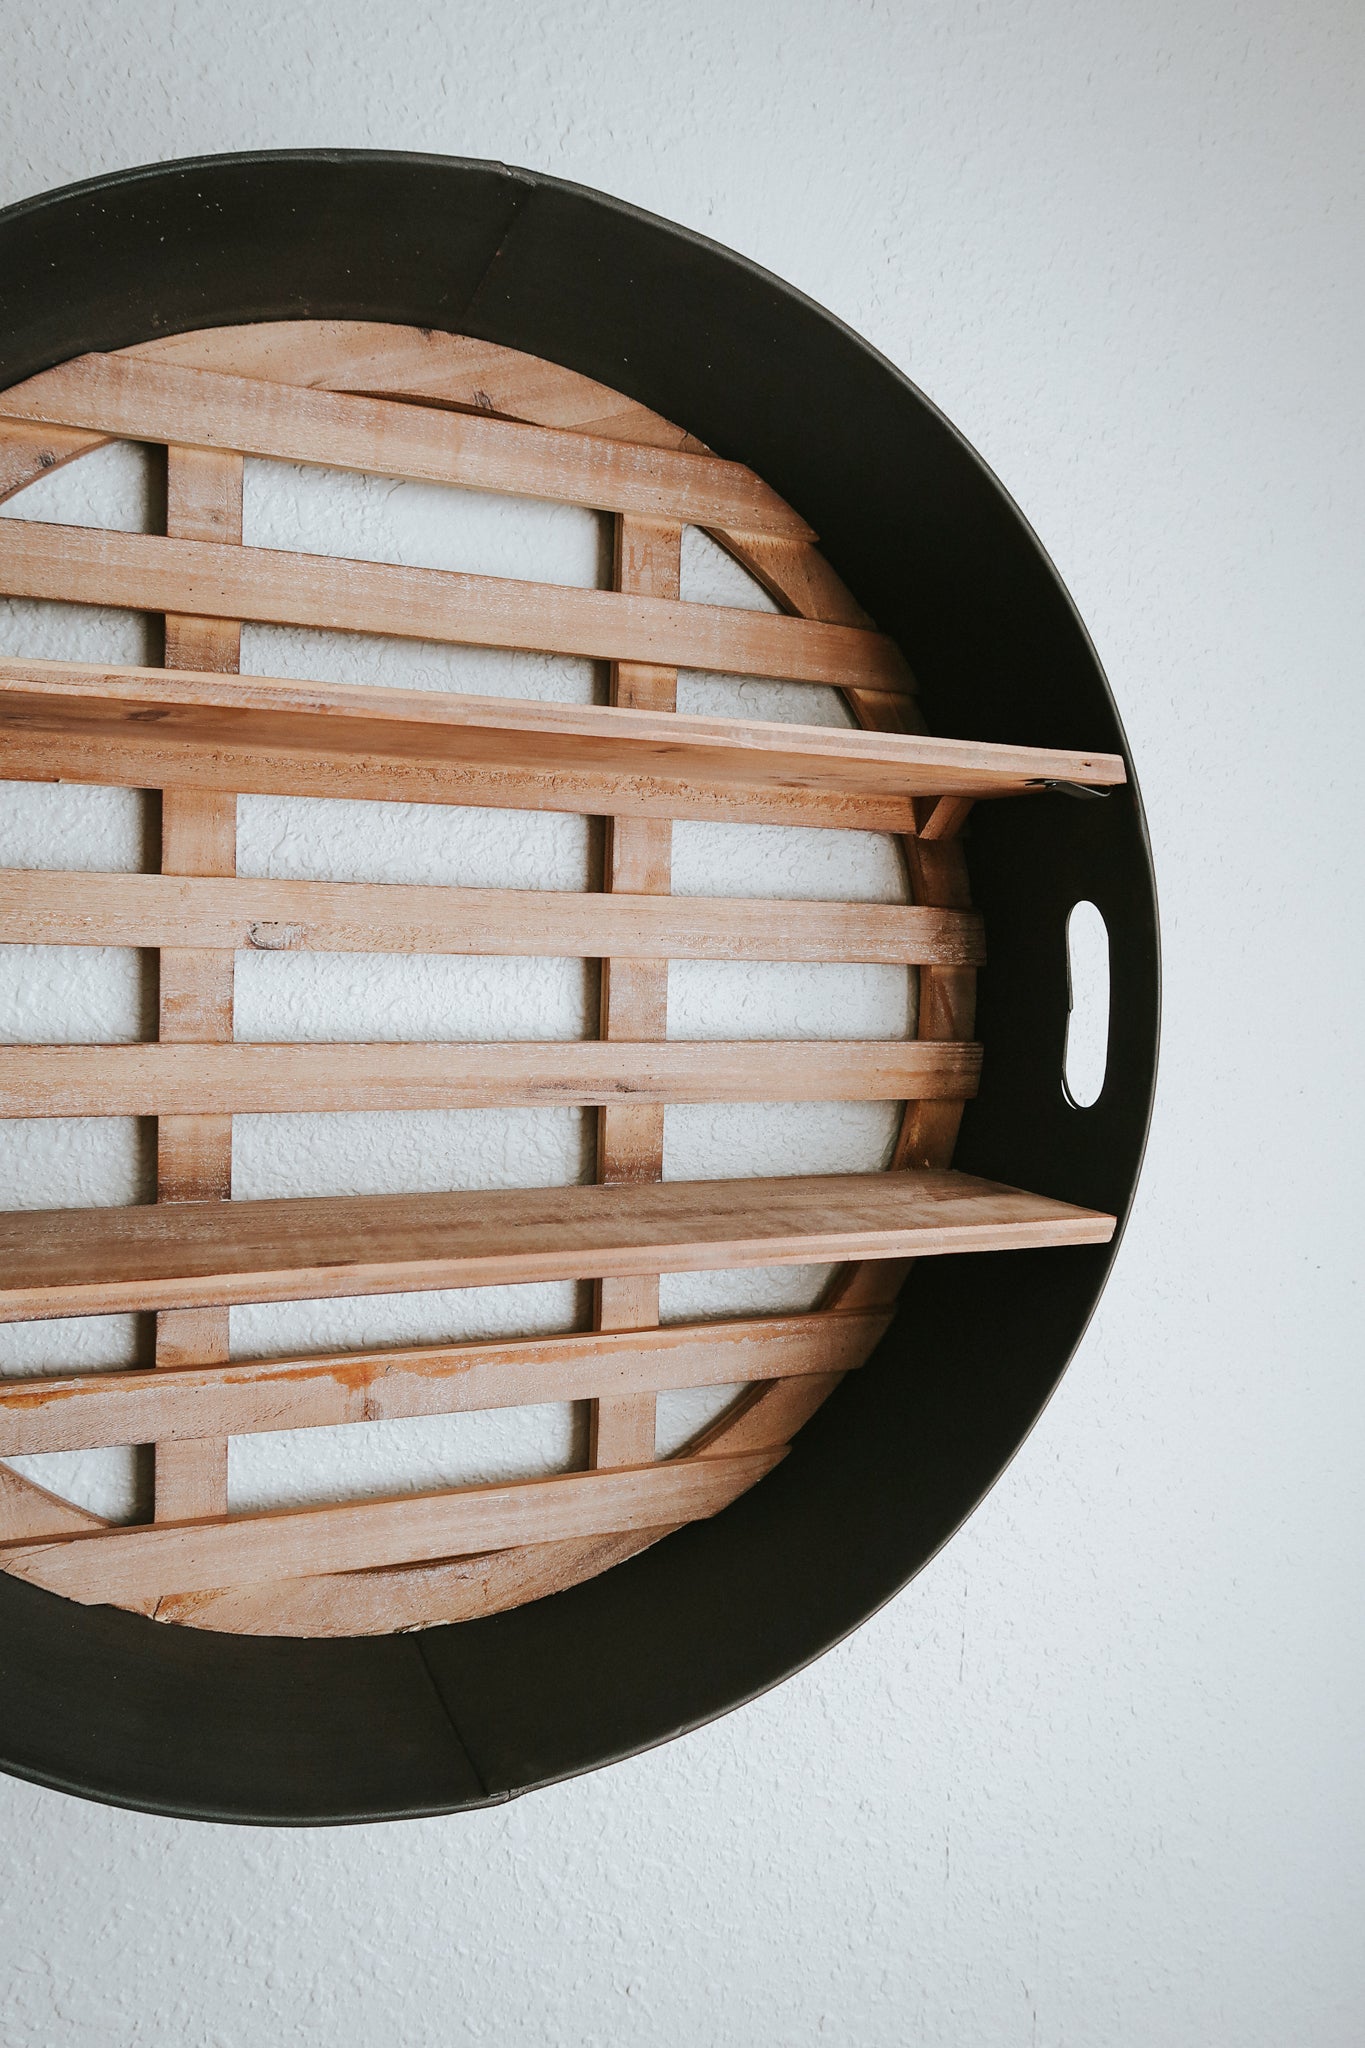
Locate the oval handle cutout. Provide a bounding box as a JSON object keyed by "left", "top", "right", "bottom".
{"left": 1063, "top": 899, "right": 1110, "bottom": 1107}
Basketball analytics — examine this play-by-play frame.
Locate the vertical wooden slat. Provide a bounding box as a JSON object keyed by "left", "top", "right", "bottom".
{"left": 589, "top": 516, "right": 682, "bottom": 1469}
{"left": 153, "top": 446, "right": 243, "bottom": 1523}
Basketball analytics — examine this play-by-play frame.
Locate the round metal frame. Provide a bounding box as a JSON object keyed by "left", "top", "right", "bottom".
{"left": 0, "top": 151, "right": 1159, "bottom": 1824}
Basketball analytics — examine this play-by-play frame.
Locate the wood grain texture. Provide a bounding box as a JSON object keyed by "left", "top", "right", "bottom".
{"left": 0, "top": 1038, "right": 983, "bottom": 1118}
{"left": 0, "top": 1171, "right": 1116, "bottom": 1324}
{"left": 0, "top": 1448, "right": 785, "bottom": 1605}
{"left": 153, "top": 445, "right": 242, "bottom": 1524}
{"left": 0, "top": 521, "right": 909, "bottom": 689}
{"left": 0, "top": 1309, "right": 886, "bottom": 1456}
{"left": 593, "top": 515, "right": 681, "bottom": 1468}
{"left": 0, "top": 658, "right": 1122, "bottom": 804}
{"left": 0, "top": 352, "right": 812, "bottom": 538}
{"left": 0, "top": 867, "right": 986, "bottom": 967}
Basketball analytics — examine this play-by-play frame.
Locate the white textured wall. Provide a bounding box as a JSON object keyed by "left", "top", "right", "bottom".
{"left": 1, "top": 4, "right": 1362, "bottom": 2044}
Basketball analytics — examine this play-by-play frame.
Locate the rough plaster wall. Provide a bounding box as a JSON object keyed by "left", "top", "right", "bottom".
{"left": 0, "top": 4, "right": 1362, "bottom": 2046}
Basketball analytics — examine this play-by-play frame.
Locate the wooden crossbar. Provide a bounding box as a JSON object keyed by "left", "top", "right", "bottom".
{"left": 152, "top": 442, "right": 243, "bottom": 1522}
{"left": 0, "top": 656, "right": 1122, "bottom": 793}
{"left": 0, "top": 656, "right": 1123, "bottom": 796}
{"left": 0, "top": 1039, "right": 983, "bottom": 1118}
{"left": 0, "top": 1308, "right": 886, "bottom": 1456}
{"left": 0, "top": 521, "right": 909, "bottom": 688}
{"left": 593, "top": 511, "right": 679, "bottom": 1466}
{"left": 0, "top": 869, "right": 985, "bottom": 967}
{"left": 0, "top": 352, "right": 814, "bottom": 538}
{"left": 0, "top": 1448, "right": 785, "bottom": 1605}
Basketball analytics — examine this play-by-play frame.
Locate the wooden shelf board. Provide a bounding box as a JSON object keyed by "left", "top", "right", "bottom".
{"left": 0, "top": 1169, "right": 1116, "bottom": 1323}
{"left": 0, "top": 658, "right": 1124, "bottom": 831}
{"left": 0, "top": 521, "right": 908, "bottom": 689}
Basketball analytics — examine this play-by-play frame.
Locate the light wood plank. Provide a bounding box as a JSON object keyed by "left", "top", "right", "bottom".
{"left": 0, "top": 1308, "right": 886, "bottom": 1455}
{"left": 0, "top": 521, "right": 909, "bottom": 690}
{"left": 153, "top": 445, "right": 242, "bottom": 1523}
{"left": 0, "top": 1038, "right": 982, "bottom": 1118}
{"left": 0, "top": 352, "right": 813, "bottom": 539}
{"left": 0, "top": 1447, "right": 784, "bottom": 1605}
{"left": 593, "top": 514, "right": 681, "bottom": 1467}
{"left": 135, "top": 321, "right": 710, "bottom": 452}
{"left": 0, "top": 657, "right": 1123, "bottom": 806}
{"left": 0, "top": 868, "right": 986, "bottom": 968}
{"left": 0, "top": 1170, "right": 1116, "bottom": 1324}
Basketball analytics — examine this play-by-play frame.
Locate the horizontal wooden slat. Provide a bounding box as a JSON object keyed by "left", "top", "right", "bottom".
{"left": 0, "top": 521, "right": 909, "bottom": 689}
{"left": 0, "top": 1447, "right": 783, "bottom": 1604}
{"left": 0, "top": 657, "right": 1125, "bottom": 831}
{"left": 0, "top": 1038, "right": 981, "bottom": 1118}
{"left": 0, "top": 867, "right": 985, "bottom": 965}
{"left": 0, "top": 1307, "right": 884, "bottom": 1454}
{"left": 0, "top": 1039, "right": 980, "bottom": 1119}
{"left": 0, "top": 1169, "right": 1116, "bottom": 1323}
{"left": 0, "top": 353, "right": 814, "bottom": 539}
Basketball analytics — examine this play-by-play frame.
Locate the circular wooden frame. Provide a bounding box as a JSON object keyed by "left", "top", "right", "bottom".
{"left": 0, "top": 316, "right": 973, "bottom": 1633}
{"left": 0, "top": 154, "right": 1158, "bottom": 1823}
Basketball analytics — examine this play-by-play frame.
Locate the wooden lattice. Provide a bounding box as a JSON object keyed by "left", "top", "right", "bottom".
{"left": 0, "top": 323, "right": 1122, "bottom": 1634}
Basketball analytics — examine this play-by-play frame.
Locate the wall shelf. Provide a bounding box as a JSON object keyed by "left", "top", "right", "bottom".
{"left": 0, "top": 154, "right": 1157, "bottom": 1823}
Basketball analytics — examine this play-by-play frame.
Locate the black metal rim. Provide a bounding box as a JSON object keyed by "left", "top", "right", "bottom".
{"left": 0, "top": 151, "right": 1159, "bottom": 1826}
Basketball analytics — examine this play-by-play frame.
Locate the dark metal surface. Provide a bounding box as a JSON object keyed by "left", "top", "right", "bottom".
{"left": 0, "top": 152, "right": 1159, "bottom": 1825}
